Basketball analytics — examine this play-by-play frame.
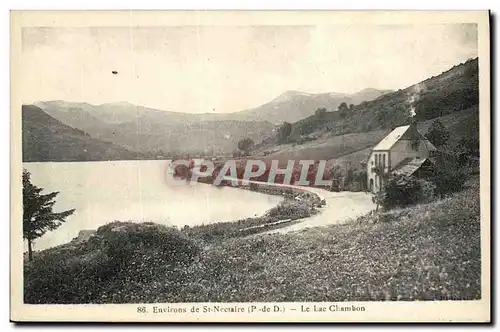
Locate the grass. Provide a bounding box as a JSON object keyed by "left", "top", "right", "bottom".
{"left": 24, "top": 178, "right": 481, "bottom": 303}
{"left": 176, "top": 179, "right": 481, "bottom": 303}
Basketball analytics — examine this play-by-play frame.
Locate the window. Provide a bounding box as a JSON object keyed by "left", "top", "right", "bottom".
{"left": 382, "top": 154, "right": 386, "bottom": 168}
{"left": 411, "top": 139, "right": 419, "bottom": 151}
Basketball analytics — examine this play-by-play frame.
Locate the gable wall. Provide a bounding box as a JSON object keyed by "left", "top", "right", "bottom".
{"left": 390, "top": 139, "right": 434, "bottom": 168}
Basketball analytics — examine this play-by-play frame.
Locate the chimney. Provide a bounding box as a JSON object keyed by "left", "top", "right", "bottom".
{"left": 406, "top": 120, "right": 420, "bottom": 143}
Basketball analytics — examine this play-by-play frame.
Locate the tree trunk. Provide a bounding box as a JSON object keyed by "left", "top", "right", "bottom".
{"left": 28, "top": 238, "right": 33, "bottom": 261}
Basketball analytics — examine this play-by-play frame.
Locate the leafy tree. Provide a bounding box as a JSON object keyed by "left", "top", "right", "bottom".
{"left": 314, "top": 108, "right": 327, "bottom": 118}
{"left": 338, "top": 102, "right": 349, "bottom": 119}
{"left": 237, "top": 138, "right": 255, "bottom": 155}
{"left": 278, "top": 122, "right": 292, "bottom": 142}
{"left": 23, "top": 169, "right": 75, "bottom": 261}
{"left": 338, "top": 102, "right": 348, "bottom": 112}
{"left": 425, "top": 119, "right": 450, "bottom": 147}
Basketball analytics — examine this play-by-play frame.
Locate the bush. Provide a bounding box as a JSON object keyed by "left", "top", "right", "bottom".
{"left": 431, "top": 161, "right": 467, "bottom": 198}
{"left": 374, "top": 175, "right": 435, "bottom": 210}
{"left": 266, "top": 200, "right": 313, "bottom": 220}
{"left": 24, "top": 222, "right": 200, "bottom": 303}
{"left": 98, "top": 222, "right": 200, "bottom": 275}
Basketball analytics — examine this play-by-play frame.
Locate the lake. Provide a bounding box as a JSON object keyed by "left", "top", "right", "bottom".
{"left": 23, "top": 160, "right": 284, "bottom": 251}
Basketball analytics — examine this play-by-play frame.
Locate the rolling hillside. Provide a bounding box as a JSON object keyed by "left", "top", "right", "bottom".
{"left": 22, "top": 105, "right": 143, "bottom": 162}
{"left": 255, "top": 58, "right": 479, "bottom": 164}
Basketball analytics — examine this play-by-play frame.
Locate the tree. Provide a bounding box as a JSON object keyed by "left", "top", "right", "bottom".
{"left": 278, "top": 122, "right": 292, "bottom": 142}
{"left": 315, "top": 108, "right": 327, "bottom": 118}
{"left": 237, "top": 138, "right": 255, "bottom": 155}
{"left": 425, "top": 119, "right": 450, "bottom": 147}
{"left": 23, "top": 169, "right": 75, "bottom": 261}
{"left": 338, "top": 102, "right": 349, "bottom": 113}
{"left": 338, "top": 102, "right": 349, "bottom": 119}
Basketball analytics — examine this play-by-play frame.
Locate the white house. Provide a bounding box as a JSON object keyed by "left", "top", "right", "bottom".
{"left": 367, "top": 123, "right": 437, "bottom": 193}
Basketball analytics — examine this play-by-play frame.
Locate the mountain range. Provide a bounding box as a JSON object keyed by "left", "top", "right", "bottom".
{"left": 23, "top": 56, "right": 478, "bottom": 163}
{"left": 27, "top": 88, "right": 389, "bottom": 159}
{"left": 35, "top": 88, "right": 389, "bottom": 126}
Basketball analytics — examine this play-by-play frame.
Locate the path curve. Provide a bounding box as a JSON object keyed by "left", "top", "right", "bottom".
{"left": 224, "top": 177, "right": 376, "bottom": 234}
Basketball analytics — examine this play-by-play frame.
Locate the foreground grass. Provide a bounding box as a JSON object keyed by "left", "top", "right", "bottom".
{"left": 24, "top": 180, "right": 480, "bottom": 303}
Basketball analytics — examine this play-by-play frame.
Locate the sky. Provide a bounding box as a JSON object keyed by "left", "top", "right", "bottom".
{"left": 20, "top": 24, "right": 478, "bottom": 114}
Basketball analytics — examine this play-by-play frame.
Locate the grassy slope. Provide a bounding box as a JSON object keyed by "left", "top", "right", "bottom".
{"left": 176, "top": 179, "right": 480, "bottom": 302}
{"left": 24, "top": 178, "right": 480, "bottom": 303}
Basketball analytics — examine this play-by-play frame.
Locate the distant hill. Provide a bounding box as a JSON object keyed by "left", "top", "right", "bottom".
{"left": 34, "top": 101, "right": 276, "bottom": 156}
{"left": 22, "top": 105, "right": 143, "bottom": 162}
{"left": 227, "top": 88, "right": 391, "bottom": 124}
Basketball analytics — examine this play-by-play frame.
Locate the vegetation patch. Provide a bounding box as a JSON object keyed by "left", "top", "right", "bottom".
{"left": 183, "top": 183, "right": 323, "bottom": 243}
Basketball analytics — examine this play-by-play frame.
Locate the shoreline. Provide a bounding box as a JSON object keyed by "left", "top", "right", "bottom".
{"left": 33, "top": 179, "right": 326, "bottom": 256}
{"left": 165, "top": 180, "right": 327, "bottom": 243}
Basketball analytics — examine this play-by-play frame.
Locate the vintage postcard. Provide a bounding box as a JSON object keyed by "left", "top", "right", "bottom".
{"left": 10, "top": 10, "right": 490, "bottom": 322}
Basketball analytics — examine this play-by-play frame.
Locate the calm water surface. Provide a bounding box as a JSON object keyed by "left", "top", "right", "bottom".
{"left": 23, "top": 160, "right": 283, "bottom": 251}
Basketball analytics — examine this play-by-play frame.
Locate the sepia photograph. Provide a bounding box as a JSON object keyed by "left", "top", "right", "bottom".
{"left": 10, "top": 10, "right": 490, "bottom": 322}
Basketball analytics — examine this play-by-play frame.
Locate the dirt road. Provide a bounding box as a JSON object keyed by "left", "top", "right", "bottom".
{"left": 266, "top": 187, "right": 376, "bottom": 234}
{"left": 223, "top": 176, "right": 376, "bottom": 234}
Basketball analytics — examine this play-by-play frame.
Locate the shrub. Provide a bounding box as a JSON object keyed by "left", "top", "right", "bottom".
{"left": 431, "top": 163, "right": 467, "bottom": 198}
{"left": 97, "top": 222, "right": 200, "bottom": 276}
{"left": 374, "top": 175, "right": 435, "bottom": 210}
{"left": 24, "top": 222, "right": 200, "bottom": 303}
{"left": 266, "top": 200, "right": 313, "bottom": 220}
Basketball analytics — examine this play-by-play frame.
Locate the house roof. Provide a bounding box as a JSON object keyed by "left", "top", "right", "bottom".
{"left": 391, "top": 157, "right": 433, "bottom": 177}
{"left": 372, "top": 124, "right": 437, "bottom": 151}
{"left": 372, "top": 125, "right": 411, "bottom": 151}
